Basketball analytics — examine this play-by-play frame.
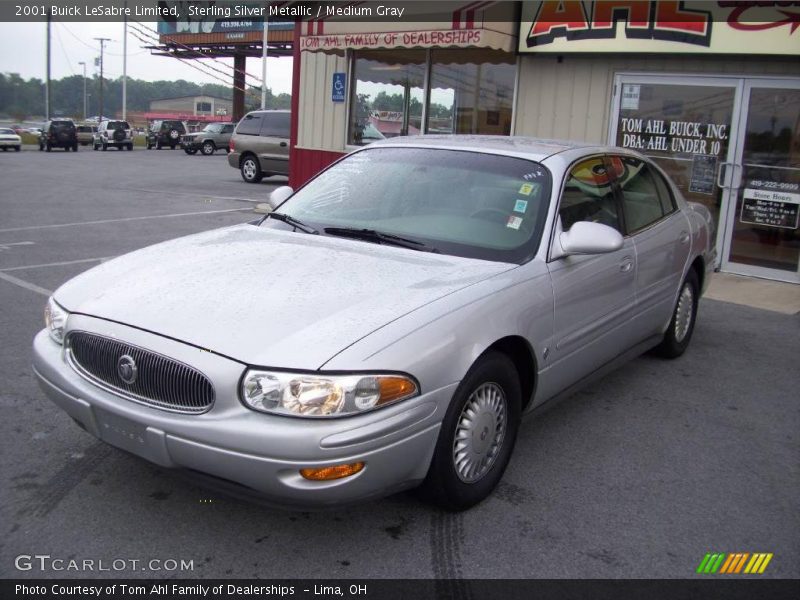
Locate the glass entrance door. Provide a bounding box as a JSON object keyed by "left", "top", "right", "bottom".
{"left": 721, "top": 81, "right": 800, "bottom": 283}
{"left": 609, "top": 75, "right": 741, "bottom": 266}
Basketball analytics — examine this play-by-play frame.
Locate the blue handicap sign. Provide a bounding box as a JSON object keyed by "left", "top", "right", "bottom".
{"left": 332, "top": 72, "right": 346, "bottom": 103}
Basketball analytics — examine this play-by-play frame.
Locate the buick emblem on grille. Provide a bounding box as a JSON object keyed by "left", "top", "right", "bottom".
{"left": 117, "top": 354, "right": 138, "bottom": 385}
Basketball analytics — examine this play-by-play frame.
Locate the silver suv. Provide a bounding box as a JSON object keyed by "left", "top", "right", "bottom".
{"left": 228, "top": 110, "right": 290, "bottom": 183}
{"left": 93, "top": 120, "right": 133, "bottom": 151}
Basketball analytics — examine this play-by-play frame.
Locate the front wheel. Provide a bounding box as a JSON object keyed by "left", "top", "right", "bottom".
{"left": 655, "top": 269, "right": 699, "bottom": 358}
{"left": 201, "top": 141, "right": 215, "bottom": 155}
{"left": 14, "top": 146, "right": 21, "bottom": 152}
{"left": 419, "top": 351, "right": 521, "bottom": 510}
{"left": 184, "top": 148, "right": 197, "bottom": 155}
{"left": 240, "top": 155, "right": 263, "bottom": 183}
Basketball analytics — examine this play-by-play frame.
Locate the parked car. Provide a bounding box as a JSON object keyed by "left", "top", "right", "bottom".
{"left": 0, "top": 127, "right": 21, "bottom": 151}
{"left": 146, "top": 120, "right": 186, "bottom": 150}
{"left": 11, "top": 124, "right": 27, "bottom": 135}
{"left": 76, "top": 124, "right": 97, "bottom": 146}
{"left": 181, "top": 122, "right": 234, "bottom": 155}
{"left": 39, "top": 119, "right": 78, "bottom": 151}
{"left": 93, "top": 120, "right": 133, "bottom": 151}
{"left": 228, "top": 109, "right": 289, "bottom": 182}
{"left": 32, "top": 137, "right": 714, "bottom": 510}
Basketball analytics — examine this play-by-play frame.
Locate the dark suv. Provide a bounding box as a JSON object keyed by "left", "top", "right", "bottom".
{"left": 228, "top": 110, "right": 290, "bottom": 183}
{"left": 39, "top": 120, "right": 78, "bottom": 152}
{"left": 146, "top": 120, "right": 186, "bottom": 150}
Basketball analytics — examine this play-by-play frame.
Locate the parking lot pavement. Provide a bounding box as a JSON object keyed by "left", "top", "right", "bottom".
{"left": 1, "top": 149, "right": 798, "bottom": 581}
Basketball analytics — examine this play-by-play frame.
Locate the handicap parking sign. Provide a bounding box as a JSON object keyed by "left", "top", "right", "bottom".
{"left": 332, "top": 73, "right": 346, "bottom": 103}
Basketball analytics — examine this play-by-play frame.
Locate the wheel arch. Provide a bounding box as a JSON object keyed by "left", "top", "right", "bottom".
{"left": 239, "top": 150, "right": 258, "bottom": 167}
{"left": 481, "top": 336, "right": 538, "bottom": 411}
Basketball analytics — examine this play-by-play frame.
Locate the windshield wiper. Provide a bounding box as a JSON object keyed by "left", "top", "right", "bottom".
{"left": 324, "top": 227, "right": 439, "bottom": 253}
{"left": 265, "top": 212, "right": 318, "bottom": 234}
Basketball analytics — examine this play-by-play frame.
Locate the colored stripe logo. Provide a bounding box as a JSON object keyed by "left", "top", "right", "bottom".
{"left": 697, "top": 553, "right": 773, "bottom": 574}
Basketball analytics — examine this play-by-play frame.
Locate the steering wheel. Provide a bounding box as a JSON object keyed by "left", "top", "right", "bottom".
{"left": 469, "top": 207, "right": 509, "bottom": 224}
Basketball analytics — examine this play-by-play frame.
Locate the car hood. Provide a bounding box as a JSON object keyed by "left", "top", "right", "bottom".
{"left": 54, "top": 224, "right": 514, "bottom": 369}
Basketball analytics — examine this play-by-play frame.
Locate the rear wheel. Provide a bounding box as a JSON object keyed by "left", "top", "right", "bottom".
{"left": 14, "top": 146, "right": 20, "bottom": 152}
{"left": 126, "top": 144, "right": 133, "bottom": 151}
{"left": 419, "top": 351, "right": 521, "bottom": 510}
{"left": 73, "top": 143, "right": 78, "bottom": 151}
{"left": 102, "top": 141, "right": 108, "bottom": 151}
{"left": 240, "top": 155, "right": 263, "bottom": 183}
{"left": 46, "top": 143, "right": 51, "bottom": 152}
{"left": 655, "top": 269, "right": 699, "bottom": 358}
{"left": 201, "top": 141, "right": 215, "bottom": 155}
{"left": 156, "top": 140, "right": 162, "bottom": 150}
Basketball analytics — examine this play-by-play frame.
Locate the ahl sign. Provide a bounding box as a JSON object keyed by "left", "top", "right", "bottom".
{"left": 519, "top": 1, "right": 800, "bottom": 54}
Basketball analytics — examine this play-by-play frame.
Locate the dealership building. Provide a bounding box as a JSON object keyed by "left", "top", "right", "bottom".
{"left": 289, "top": 1, "right": 800, "bottom": 283}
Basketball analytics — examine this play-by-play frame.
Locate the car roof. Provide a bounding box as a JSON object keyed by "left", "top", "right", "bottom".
{"left": 366, "top": 135, "right": 623, "bottom": 162}
{"left": 247, "top": 109, "right": 290, "bottom": 115}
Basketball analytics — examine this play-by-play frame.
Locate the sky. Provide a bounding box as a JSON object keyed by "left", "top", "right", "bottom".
{"left": 0, "top": 21, "right": 294, "bottom": 94}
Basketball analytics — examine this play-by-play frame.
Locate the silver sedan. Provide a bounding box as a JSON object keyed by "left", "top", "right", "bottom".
{"left": 32, "top": 137, "right": 715, "bottom": 510}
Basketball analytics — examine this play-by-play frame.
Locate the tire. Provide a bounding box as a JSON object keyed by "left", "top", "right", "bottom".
{"left": 112, "top": 128, "right": 125, "bottom": 143}
{"left": 73, "top": 143, "right": 78, "bottom": 151}
{"left": 46, "top": 143, "right": 51, "bottom": 152}
{"left": 14, "top": 146, "right": 20, "bottom": 152}
{"left": 156, "top": 140, "right": 162, "bottom": 150}
{"left": 655, "top": 269, "right": 699, "bottom": 359}
{"left": 127, "top": 144, "right": 133, "bottom": 151}
{"left": 184, "top": 148, "right": 197, "bottom": 155}
{"left": 93, "top": 142, "right": 99, "bottom": 151}
{"left": 240, "top": 155, "right": 263, "bottom": 183}
{"left": 201, "top": 141, "right": 215, "bottom": 156}
{"left": 170, "top": 144, "right": 176, "bottom": 150}
{"left": 1, "top": 147, "right": 6, "bottom": 151}
{"left": 39, "top": 143, "right": 43, "bottom": 151}
{"left": 168, "top": 129, "right": 180, "bottom": 142}
{"left": 147, "top": 142, "right": 152, "bottom": 150}
{"left": 419, "top": 351, "right": 521, "bottom": 511}
{"left": 102, "top": 141, "right": 108, "bottom": 151}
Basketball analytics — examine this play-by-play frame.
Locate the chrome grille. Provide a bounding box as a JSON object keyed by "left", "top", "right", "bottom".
{"left": 66, "top": 331, "right": 214, "bottom": 414}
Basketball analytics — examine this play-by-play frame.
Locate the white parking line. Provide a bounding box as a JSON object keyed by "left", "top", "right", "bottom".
{"left": 0, "top": 271, "right": 52, "bottom": 297}
{"left": 0, "top": 256, "right": 113, "bottom": 272}
{"left": 0, "top": 207, "right": 252, "bottom": 233}
{"left": 0, "top": 241, "right": 35, "bottom": 251}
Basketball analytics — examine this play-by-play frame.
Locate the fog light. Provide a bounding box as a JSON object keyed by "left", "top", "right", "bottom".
{"left": 300, "top": 462, "right": 365, "bottom": 481}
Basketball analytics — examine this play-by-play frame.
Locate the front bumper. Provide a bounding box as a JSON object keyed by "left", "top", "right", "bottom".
{"left": 0, "top": 138, "right": 21, "bottom": 147}
{"left": 32, "top": 318, "right": 450, "bottom": 508}
{"left": 181, "top": 138, "right": 200, "bottom": 150}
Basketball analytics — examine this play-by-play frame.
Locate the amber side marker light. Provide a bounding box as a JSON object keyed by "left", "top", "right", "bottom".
{"left": 300, "top": 462, "right": 365, "bottom": 481}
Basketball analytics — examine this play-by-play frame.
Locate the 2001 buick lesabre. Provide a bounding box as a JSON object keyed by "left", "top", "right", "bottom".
{"left": 32, "top": 136, "right": 715, "bottom": 510}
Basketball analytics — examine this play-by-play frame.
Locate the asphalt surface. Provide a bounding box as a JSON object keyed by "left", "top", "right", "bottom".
{"left": 0, "top": 147, "right": 798, "bottom": 581}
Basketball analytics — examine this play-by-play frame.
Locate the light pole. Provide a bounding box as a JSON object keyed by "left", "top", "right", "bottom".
{"left": 78, "top": 61, "right": 87, "bottom": 120}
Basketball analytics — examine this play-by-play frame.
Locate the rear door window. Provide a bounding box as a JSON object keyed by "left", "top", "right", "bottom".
{"left": 613, "top": 156, "right": 670, "bottom": 233}
{"left": 236, "top": 114, "right": 264, "bottom": 136}
{"left": 260, "top": 113, "right": 290, "bottom": 138}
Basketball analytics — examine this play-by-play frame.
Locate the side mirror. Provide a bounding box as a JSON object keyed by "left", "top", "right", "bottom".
{"left": 268, "top": 186, "right": 294, "bottom": 210}
{"left": 560, "top": 221, "right": 624, "bottom": 255}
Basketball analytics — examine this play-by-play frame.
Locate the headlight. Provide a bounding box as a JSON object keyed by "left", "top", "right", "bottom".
{"left": 241, "top": 370, "right": 418, "bottom": 417}
{"left": 44, "top": 296, "right": 69, "bottom": 344}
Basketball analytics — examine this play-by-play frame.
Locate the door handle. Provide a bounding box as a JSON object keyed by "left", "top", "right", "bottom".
{"left": 679, "top": 231, "right": 690, "bottom": 244}
{"left": 620, "top": 258, "right": 633, "bottom": 273}
{"left": 716, "top": 161, "right": 733, "bottom": 189}
{"left": 280, "top": 142, "right": 288, "bottom": 147}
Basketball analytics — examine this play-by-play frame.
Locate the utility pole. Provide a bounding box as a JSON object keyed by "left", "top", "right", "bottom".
{"left": 260, "top": 9, "right": 269, "bottom": 109}
{"left": 46, "top": 14, "right": 51, "bottom": 120}
{"left": 94, "top": 37, "right": 111, "bottom": 120}
{"left": 122, "top": 0, "right": 127, "bottom": 120}
{"left": 78, "top": 61, "right": 87, "bottom": 120}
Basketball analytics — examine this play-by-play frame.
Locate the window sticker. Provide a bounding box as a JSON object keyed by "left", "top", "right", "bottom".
{"left": 506, "top": 215, "right": 523, "bottom": 230}
{"left": 514, "top": 199, "right": 528, "bottom": 214}
{"left": 518, "top": 183, "right": 534, "bottom": 196}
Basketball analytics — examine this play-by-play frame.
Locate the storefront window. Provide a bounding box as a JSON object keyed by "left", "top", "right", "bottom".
{"left": 348, "top": 48, "right": 515, "bottom": 146}
{"left": 427, "top": 49, "right": 515, "bottom": 135}
{"left": 348, "top": 50, "right": 425, "bottom": 146}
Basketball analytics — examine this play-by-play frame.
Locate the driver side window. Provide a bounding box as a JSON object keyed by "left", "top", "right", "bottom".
{"left": 559, "top": 157, "right": 621, "bottom": 232}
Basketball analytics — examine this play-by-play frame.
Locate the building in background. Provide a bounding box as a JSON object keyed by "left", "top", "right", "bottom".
{"left": 289, "top": 1, "right": 800, "bottom": 284}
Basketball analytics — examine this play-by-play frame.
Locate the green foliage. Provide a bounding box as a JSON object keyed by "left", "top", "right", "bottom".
{"left": 0, "top": 72, "right": 290, "bottom": 119}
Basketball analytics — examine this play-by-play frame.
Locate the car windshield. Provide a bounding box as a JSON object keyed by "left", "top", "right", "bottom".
{"left": 265, "top": 147, "right": 552, "bottom": 263}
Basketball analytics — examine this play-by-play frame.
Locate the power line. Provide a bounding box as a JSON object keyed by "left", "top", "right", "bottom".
{"left": 53, "top": 24, "right": 76, "bottom": 76}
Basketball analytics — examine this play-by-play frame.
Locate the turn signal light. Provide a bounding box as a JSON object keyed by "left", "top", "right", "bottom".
{"left": 300, "top": 462, "right": 365, "bottom": 481}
